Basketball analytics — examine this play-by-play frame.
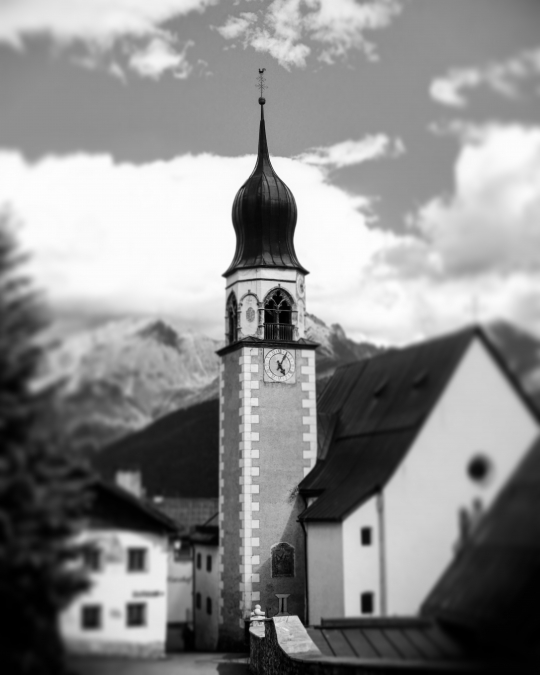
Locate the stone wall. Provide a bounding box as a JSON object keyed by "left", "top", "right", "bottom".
{"left": 65, "top": 639, "right": 164, "bottom": 659}
{"left": 249, "top": 616, "right": 342, "bottom": 675}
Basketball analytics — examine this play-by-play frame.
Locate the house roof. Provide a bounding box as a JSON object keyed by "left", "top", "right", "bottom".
{"left": 89, "top": 480, "right": 179, "bottom": 535}
{"left": 308, "top": 618, "right": 483, "bottom": 666}
{"left": 189, "top": 512, "right": 219, "bottom": 546}
{"left": 151, "top": 497, "right": 218, "bottom": 533}
{"left": 299, "top": 325, "right": 539, "bottom": 522}
{"left": 421, "top": 435, "right": 540, "bottom": 661}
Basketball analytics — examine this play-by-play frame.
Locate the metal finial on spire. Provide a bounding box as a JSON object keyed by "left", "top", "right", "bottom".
{"left": 256, "top": 68, "right": 267, "bottom": 105}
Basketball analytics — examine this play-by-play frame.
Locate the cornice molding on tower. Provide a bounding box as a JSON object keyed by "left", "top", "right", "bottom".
{"left": 216, "top": 337, "right": 319, "bottom": 358}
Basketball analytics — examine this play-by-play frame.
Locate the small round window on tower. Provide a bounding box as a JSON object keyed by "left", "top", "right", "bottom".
{"left": 467, "top": 454, "right": 493, "bottom": 484}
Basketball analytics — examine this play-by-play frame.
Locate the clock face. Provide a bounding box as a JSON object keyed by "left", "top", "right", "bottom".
{"left": 297, "top": 276, "right": 305, "bottom": 297}
{"left": 264, "top": 348, "right": 296, "bottom": 382}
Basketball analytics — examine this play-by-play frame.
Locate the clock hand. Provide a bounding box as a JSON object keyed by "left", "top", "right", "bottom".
{"left": 276, "top": 361, "right": 286, "bottom": 376}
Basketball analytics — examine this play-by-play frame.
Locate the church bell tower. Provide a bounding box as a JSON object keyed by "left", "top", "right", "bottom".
{"left": 217, "top": 83, "right": 318, "bottom": 648}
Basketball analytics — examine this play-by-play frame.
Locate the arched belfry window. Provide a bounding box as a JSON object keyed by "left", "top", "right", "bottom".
{"left": 227, "top": 293, "right": 238, "bottom": 344}
{"left": 264, "top": 289, "right": 293, "bottom": 341}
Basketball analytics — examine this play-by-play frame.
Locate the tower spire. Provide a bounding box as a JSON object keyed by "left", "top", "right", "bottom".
{"left": 224, "top": 69, "right": 307, "bottom": 278}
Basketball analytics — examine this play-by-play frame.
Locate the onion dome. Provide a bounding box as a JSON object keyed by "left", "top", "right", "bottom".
{"left": 223, "top": 99, "right": 308, "bottom": 278}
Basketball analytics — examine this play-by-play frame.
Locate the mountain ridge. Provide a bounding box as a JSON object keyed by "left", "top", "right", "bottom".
{"left": 40, "top": 313, "right": 382, "bottom": 454}
{"left": 92, "top": 319, "right": 540, "bottom": 499}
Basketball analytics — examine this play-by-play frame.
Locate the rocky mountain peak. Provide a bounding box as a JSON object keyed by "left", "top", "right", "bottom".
{"left": 41, "top": 313, "right": 379, "bottom": 454}
{"left": 137, "top": 319, "right": 181, "bottom": 350}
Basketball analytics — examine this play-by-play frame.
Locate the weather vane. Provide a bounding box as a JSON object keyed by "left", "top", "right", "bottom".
{"left": 257, "top": 68, "right": 267, "bottom": 104}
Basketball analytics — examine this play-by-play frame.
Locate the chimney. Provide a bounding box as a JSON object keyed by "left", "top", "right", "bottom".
{"left": 115, "top": 469, "right": 144, "bottom": 498}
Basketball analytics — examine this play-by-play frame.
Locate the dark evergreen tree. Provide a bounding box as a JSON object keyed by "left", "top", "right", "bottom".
{"left": 0, "top": 216, "right": 92, "bottom": 674}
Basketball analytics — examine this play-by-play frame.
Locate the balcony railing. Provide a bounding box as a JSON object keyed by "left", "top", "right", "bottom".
{"left": 264, "top": 323, "right": 294, "bottom": 341}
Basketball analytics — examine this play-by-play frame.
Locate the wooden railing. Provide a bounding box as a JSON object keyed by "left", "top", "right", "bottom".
{"left": 264, "top": 323, "right": 294, "bottom": 341}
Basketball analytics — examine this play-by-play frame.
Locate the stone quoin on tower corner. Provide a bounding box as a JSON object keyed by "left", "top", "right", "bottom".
{"left": 216, "top": 78, "right": 318, "bottom": 649}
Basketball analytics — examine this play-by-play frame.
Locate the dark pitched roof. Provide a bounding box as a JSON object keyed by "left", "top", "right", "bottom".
{"left": 151, "top": 497, "right": 218, "bottom": 533}
{"left": 299, "top": 326, "right": 539, "bottom": 522}
{"left": 421, "top": 436, "right": 540, "bottom": 661}
{"left": 189, "top": 512, "right": 219, "bottom": 546}
{"left": 89, "top": 480, "right": 179, "bottom": 534}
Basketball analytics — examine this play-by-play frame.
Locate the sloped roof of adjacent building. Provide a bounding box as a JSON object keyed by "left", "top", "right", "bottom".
{"left": 151, "top": 497, "right": 218, "bottom": 534}
{"left": 421, "top": 435, "right": 540, "bottom": 661}
{"left": 307, "top": 617, "right": 486, "bottom": 667}
{"left": 299, "top": 325, "right": 539, "bottom": 522}
{"left": 89, "top": 480, "right": 179, "bottom": 534}
{"left": 189, "top": 512, "right": 219, "bottom": 547}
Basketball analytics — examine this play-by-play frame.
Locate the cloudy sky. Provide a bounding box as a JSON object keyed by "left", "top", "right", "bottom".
{"left": 1, "top": 0, "right": 540, "bottom": 344}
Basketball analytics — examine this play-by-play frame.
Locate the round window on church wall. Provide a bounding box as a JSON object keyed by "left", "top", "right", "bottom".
{"left": 467, "top": 454, "right": 493, "bottom": 485}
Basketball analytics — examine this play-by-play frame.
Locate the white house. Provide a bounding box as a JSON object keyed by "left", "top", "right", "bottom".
{"left": 299, "top": 326, "right": 539, "bottom": 625}
{"left": 109, "top": 470, "right": 220, "bottom": 650}
{"left": 61, "top": 482, "right": 178, "bottom": 657}
{"left": 190, "top": 514, "right": 219, "bottom": 651}
{"left": 165, "top": 535, "right": 193, "bottom": 650}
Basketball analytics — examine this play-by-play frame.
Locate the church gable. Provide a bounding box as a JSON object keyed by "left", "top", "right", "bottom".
{"left": 299, "top": 327, "right": 539, "bottom": 523}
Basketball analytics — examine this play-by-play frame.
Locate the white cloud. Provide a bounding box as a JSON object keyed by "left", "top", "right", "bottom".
{"left": 129, "top": 37, "right": 194, "bottom": 79}
{"left": 215, "top": 0, "right": 401, "bottom": 70}
{"left": 372, "top": 123, "right": 540, "bottom": 338}
{"left": 215, "top": 12, "right": 257, "bottom": 40}
{"left": 0, "top": 148, "right": 390, "bottom": 339}
{"left": 415, "top": 124, "right": 540, "bottom": 276}
{"left": 0, "top": 0, "right": 216, "bottom": 79}
{"left": 2, "top": 124, "right": 539, "bottom": 345}
{"left": 296, "top": 135, "right": 404, "bottom": 169}
{"left": 430, "top": 48, "right": 540, "bottom": 107}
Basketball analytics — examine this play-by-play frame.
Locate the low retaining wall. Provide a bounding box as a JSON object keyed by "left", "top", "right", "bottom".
{"left": 250, "top": 617, "right": 322, "bottom": 675}
{"left": 65, "top": 639, "right": 165, "bottom": 659}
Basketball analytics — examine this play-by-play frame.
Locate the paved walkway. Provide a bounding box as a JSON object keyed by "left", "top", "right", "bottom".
{"left": 69, "top": 653, "right": 250, "bottom": 675}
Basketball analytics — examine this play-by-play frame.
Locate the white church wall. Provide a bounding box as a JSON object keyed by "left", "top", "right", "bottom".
{"left": 384, "top": 336, "right": 539, "bottom": 615}
{"left": 61, "top": 529, "right": 169, "bottom": 657}
{"left": 306, "top": 521, "right": 344, "bottom": 625}
{"left": 342, "top": 495, "right": 380, "bottom": 618}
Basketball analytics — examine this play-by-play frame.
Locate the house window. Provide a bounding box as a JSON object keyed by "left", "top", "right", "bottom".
{"left": 206, "top": 555, "right": 212, "bottom": 572}
{"left": 196, "top": 592, "right": 201, "bottom": 609}
{"left": 126, "top": 603, "right": 146, "bottom": 627}
{"left": 206, "top": 597, "right": 212, "bottom": 615}
{"left": 196, "top": 552, "right": 202, "bottom": 569}
{"left": 81, "top": 605, "right": 101, "bottom": 630}
{"left": 127, "top": 548, "right": 147, "bottom": 572}
{"left": 361, "top": 592, "right": 374, "bottom": 615}
{"left": 360, "top": 527, "right": 372, "bottom": 546}
{"left": 83, "top": 547, "right": 102, "bottom": 572}
{"left": 172, "top": 538, "right": 188, "bottom": 562}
